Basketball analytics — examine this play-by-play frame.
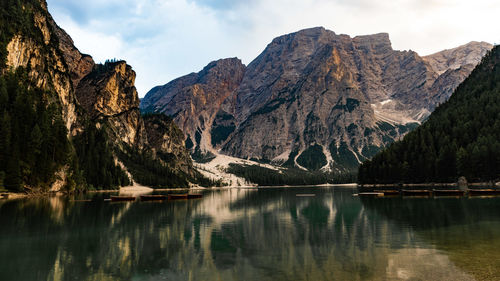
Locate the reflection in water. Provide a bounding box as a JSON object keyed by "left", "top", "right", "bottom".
{"left": 1, "top": 188, "right": 500, "bottom": 280}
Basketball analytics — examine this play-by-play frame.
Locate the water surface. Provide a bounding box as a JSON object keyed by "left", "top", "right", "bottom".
{"left": 1, "top": 187, "right": 500, "bottom": 281}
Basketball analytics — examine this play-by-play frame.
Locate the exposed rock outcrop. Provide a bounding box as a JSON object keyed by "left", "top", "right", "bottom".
{"left": 143, "top": 114, "right": 194, "bottom": 176}
{"left": 76, "top": 61, "right": 147, "bottom": 148}
{"left": 423, "top": 41, "right": 493, "bottom": 75}
{"left": 142, "top": 58, "right": 246, "bottom": 152}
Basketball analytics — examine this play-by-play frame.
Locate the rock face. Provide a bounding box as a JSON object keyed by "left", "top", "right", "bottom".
{"left": 423, "top": 41, "right": 493, "bottom": 75}
{"left": 76, "top": 62, "right": 147, "bottom": 148}
{"left": 142, "top": 27, "right": 492, "bottom": 172}
{"left": 143, "top": 114, "right": 194, "bottom": 176}
{"left": 2, "top": 0, "right": 195, "bottom": 189}
{"left": 141, "top": 58, "right": 246, "bottom": 152}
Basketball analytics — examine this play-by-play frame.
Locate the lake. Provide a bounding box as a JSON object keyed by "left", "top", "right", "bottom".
{"left": 1, "top": 186, "right": 500, "bottom": 281}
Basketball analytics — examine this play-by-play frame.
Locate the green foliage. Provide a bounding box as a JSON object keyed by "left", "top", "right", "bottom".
{"left": 0, "top": 69, "right": 71, "bottom": 191}
{"left": 359, "top": 46, "right": 500, "bottom": 184}
{"left": 227, "top": 164, "right": 327, "bottom": 186}
{"left": 296, "top": 144, "right": 327, "bottom": 171}
{"left": 73, "top": 122, "right": 131, "bottom": 190}
{"left": 0, "top": 171, "right": 4, "bottom": 190}
{"left": 282, "top": 148, "right": 299, "bottom": 168}
{"left": 227, "top": 164, "right": 357, "bottom": 186}
{"left": 116, "top": 145, "right": 190, "bottom": 188}
{"left": 185, "top": 136, "right": 194, "bottom": 150}
{"left": 191, "top": 147, "right": 216, "bottom": 163}
{"left": 211, "top": 125, "right": 235, "bottom": 147}
{"left": 333, "top": 98, "right": 360, "bottom": 112}
{"left": 330, "top": 141, "right": 359, "bottom": 171}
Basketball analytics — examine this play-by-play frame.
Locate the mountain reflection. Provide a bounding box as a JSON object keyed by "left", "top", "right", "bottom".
{"left": 1, "top": 188, "right": 499, "bottom": 280}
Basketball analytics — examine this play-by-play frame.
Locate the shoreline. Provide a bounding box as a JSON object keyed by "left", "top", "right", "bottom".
{"left": 3, "top": 182, "right": 497, "bottom": 200}
{"left": 359, "top": 182, "right": 500, "bottom": 188}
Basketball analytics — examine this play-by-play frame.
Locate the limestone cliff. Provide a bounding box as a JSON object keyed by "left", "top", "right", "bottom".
{"left": 76, "top": 61, "right": 147, "bottom": 148}
{"left": 1, "top": 0, "right": 196, "bottom": 190}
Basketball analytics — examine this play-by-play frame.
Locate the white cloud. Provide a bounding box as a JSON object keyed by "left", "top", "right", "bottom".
{"left": 47, "top": 0, "right": 500, "bottom": 97}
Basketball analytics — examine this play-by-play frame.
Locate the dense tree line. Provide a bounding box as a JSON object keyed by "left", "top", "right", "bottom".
{"left": 0, "top": 70, "right": 71, "bottom": 191}
{"left": 116, "top": 145, "right": 191, "bottom": 188}
{"left": 359, "top": 46, "right": 500, "bottom": 184}
{"left": 73, "top": 122, "right": 131, "bottom": 190}
{"left": 227, "top": 164, "right": 356, "bottom": 186}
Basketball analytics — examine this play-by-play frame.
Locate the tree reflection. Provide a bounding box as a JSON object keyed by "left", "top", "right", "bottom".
{"left": 1, "top": 188, "right": 495, "bottom": 280}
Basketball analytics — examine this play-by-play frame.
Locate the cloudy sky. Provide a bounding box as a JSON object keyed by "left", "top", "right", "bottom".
{"left": 46, "top": 0, "right": 499, "bottom": 97}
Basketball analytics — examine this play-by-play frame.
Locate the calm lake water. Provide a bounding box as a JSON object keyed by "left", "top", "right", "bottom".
{"left": 1, "top": 187, "right": 500, "bottom": 281}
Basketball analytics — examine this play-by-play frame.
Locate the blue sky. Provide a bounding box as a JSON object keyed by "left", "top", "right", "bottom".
{"left": 46, "top": 0, "right": 500, "bottom": 97}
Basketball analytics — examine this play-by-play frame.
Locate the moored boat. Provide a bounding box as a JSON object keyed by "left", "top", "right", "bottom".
{"left": 433, "top": 190, "right": 466, "bottom": 196}
{"left": 374, "top": 190, "right": 400, "bottom": 196}
{"left": 358, "top": 192, "right": 384, "bottom": 197}
{"left": 468, "top": 189, "right": 500, "bottom": 196}
{"left": 140, "top": 195, "right": 167, "bottom": 201}
{"left": 168, "top": 194, "right": 188, "bottom": 200}
{"left": 187, "top": 194, "right": 203, "bottom": 199}
{"left": 110, "top": 196, "right": 136, "bottom": 202}
{"left": 402, "top": 190, "right": 432, "bottom": 196}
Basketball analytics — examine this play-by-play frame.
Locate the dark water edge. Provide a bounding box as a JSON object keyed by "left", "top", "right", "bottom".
{"left": 1, "top": 187, "right": 500, "bottom": 281}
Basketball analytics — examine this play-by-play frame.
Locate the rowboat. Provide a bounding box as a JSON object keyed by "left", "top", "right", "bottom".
{"left": 168, "top": 194, "right": 188, "bottom": 200}
{"left": 374, "top": 190, "right": 400, "bottom": 196}
{"left": 358, "top": 192, "right": 384, "bottom": 197}
{"left": 110, "top": 196, "right": 136, "bottom": 202}
{"left": 187, "top": 194, "right": 203, "bottom": 199}
{"left": 468, "top": 189, "right": 500, "bottom": 196}
{"left": 433, "top": 190, "right": 465, "bottom": 196}
{"left": 140, "top": 195, "right": 167, "bottom": 201}
{"left": 402, "top": 190, "right": 432, "bottom": 196}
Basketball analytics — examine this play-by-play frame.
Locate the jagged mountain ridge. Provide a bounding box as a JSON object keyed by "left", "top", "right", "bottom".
{"left": 141, "top": 27, "right": 492, "bottom": 172}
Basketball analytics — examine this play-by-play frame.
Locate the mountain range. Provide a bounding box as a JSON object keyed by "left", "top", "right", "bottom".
{"left": 141, "top": 27, "right": 492, "bottom": 172}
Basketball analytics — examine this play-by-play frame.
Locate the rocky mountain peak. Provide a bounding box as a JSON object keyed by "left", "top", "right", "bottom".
{"left": 76, "top": 61, "right": 139, "bottom": 118}
{"left": 198, "top": 57, "right": 246, "bottom": 85}
{"left": 142, "top": 27, "right": 492, "bottom": 172}
{"left": 353, "top": 33, "right": 392, "bottom": 51}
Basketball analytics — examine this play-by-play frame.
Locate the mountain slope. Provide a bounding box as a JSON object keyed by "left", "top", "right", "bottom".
{"left": 359, "top": 46, "right": 500, "bottom": 184}
{"left": 0, "top": 0, "right": 199, "bottom": 191}
{"left": 142, "top": 27, "right": 492, "bottom": 172}
{"left": 141, "top": 58, "right": 245, "bottom": 155}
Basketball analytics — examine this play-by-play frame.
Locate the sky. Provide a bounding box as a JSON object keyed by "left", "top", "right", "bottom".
{"left": 46, "top": 0, "right": 500, "bottom": 97}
